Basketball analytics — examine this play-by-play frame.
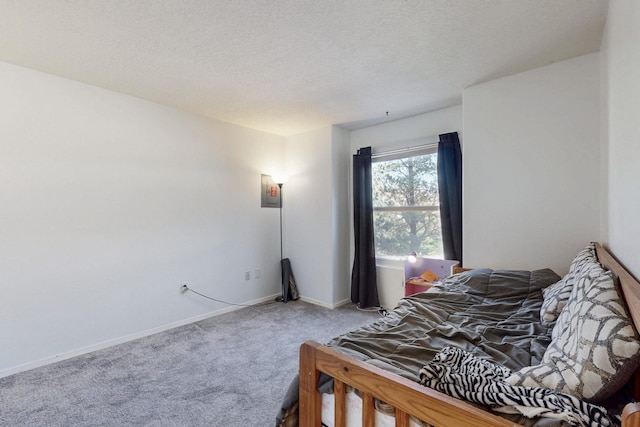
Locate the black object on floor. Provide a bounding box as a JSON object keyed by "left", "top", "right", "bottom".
{"left": 276, "top": 258, "right": 299, "bottom": 302}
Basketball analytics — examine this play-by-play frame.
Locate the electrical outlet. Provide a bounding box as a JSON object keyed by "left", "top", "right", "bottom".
{"left": 244, "top": 271, "right": 251, "bottom": 281}
{"left": 180, "top": 284, "right": 188, "bottom": 294}
{"left": 255, "top": 268, "right": 261, "bottom": 279}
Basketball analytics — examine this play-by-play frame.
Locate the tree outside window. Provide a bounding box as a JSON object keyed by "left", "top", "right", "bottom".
{"left": 372, "top": 150, "right": 443, "bottom": 259}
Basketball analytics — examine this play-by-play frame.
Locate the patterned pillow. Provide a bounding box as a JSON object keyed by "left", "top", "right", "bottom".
{"left": 540, "top": 278, "right": 573, "bottom": 323}
{"left": 539, "top": 243, "right": 597, "bottom": 323}
{"left": 508, "top": 259, "right": 640, "bottom": 402}
{"left": 568, "top": 243, "right": 597, "bottom": 273}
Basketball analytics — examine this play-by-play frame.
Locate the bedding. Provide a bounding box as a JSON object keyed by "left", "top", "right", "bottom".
{"left": 419, "top": 346, "right": 617, "bottom": 426}
{"left": 279, "top": 244, "right": 640, "bottom": 426}
{"left": 324, "top": 268, "right": 560, "bottom": 381}
{"left": 539, "top": 244, "right": 596, "bottom": 323}
{"left": 509, "top": 248, "right": 640, "bottom": 402}
{"left": 278, "top": 267, "right": 563, "bottom": 426}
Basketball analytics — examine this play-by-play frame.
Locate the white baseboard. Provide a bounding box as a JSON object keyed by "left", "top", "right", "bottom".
{"left": 0, "top": 293, "right": 280, "bottom": 379}
{"left": 298, "top": 295, "right": 330, "bottom": 308}
{"left": 299, "top": 295, "right": 352, "bottom": 309}
{"left": 332, "top": 298, "right": 352, "bottom": 308}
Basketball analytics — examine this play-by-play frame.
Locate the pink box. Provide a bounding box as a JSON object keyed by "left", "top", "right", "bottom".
{"left": 404, "top": 258, "right": 459, "bottom": 297}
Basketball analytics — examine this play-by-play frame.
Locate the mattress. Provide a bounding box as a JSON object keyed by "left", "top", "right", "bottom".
{"left": 321, "top": 386, "right": 430, "bottom": 427}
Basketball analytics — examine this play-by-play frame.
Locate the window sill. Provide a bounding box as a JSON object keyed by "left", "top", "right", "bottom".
{"left": 375, "top": 258, "right": 405, "bottom": 269}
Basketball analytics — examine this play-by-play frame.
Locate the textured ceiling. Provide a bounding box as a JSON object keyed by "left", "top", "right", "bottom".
{"left": 0, "top": 0, "right": 608, "bottom": 136}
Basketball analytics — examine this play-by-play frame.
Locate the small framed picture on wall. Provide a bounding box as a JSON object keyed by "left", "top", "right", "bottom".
{"left": 261, "top": 174, "right": 281, "bottom": 208}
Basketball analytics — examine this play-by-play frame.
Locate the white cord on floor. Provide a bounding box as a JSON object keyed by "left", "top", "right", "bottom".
{"left": 356, "top": 304, "right": 388, "bottom": 316}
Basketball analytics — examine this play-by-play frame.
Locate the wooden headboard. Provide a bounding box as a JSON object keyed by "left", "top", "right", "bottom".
{"left": 596, "top": 243, "right": 640, "bottom": 427}
{"left": 595, "top": 243, "right": 640, "bottom": 334}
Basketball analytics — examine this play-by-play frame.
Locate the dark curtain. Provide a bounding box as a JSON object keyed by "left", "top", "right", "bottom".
{"left": 351, "top": 147, "right": 379, "bottom": 308}
{"left": 437, "top": 132, "right": 463, "bottom": 264}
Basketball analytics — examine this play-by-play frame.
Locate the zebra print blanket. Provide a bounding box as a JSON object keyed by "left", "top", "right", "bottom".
{"left": 418, "top": 347, "right": 619, "bottom": 427}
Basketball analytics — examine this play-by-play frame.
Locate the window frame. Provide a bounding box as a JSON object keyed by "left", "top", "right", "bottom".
{"left": 371, "top": 143, "right": 442, "bottom": 260}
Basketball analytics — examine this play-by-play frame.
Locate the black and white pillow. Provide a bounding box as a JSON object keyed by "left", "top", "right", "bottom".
{"left": 539, "top": 243, "right": 597, "bottom": 324}
{"left": 540, "top": 278, "right": 573, "bottom": 323}
{"left": 510, "top": 258, "right": 640, "bottom": 402}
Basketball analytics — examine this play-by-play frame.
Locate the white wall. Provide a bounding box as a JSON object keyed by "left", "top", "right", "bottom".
{"left": 601, "top": 1, "right": 640, "bottom": 278}
{"left": 331, "top": 126, "right": 351, "bottom": 304}
{"left": 349, "top": 107, "right": 462, "bottom": 151}
{"left": 0, "top": 61, "right": 285, "bottom": 374}
{"left": 349, "top": 106, "right": 463, "bottom": 308}
{"left": 463, "top": 53, "right": 601, "bottom": 274}
{"left": 284, "top": 126, "right": 335, "bottom": 306}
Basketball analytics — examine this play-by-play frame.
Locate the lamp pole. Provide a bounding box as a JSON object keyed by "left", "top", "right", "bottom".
{"left": 279, "top": 182, "right": 283, "bottom": 263}
{"left": 276, "top": 181, "right": 286, "bottom": 302}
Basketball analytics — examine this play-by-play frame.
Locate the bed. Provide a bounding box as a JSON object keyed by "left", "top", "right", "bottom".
{"left": 277, "top": 243, "right": 640, "bottom": 427}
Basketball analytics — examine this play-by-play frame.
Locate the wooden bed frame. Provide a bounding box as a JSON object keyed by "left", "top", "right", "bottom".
{"left": 298, "top": 243, "right": 640, "bottom": 427}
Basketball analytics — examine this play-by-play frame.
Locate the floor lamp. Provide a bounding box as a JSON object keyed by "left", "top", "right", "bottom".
{"left": 277, "top": 180, "right": 284, "bottom": 272}
{"left": 273, "top": 177, "right": 287, "bottom": 302}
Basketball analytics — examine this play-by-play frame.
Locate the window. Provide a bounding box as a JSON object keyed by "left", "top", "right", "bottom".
{"left": 372, "top": 147, "right": 443, "bottom": 260}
